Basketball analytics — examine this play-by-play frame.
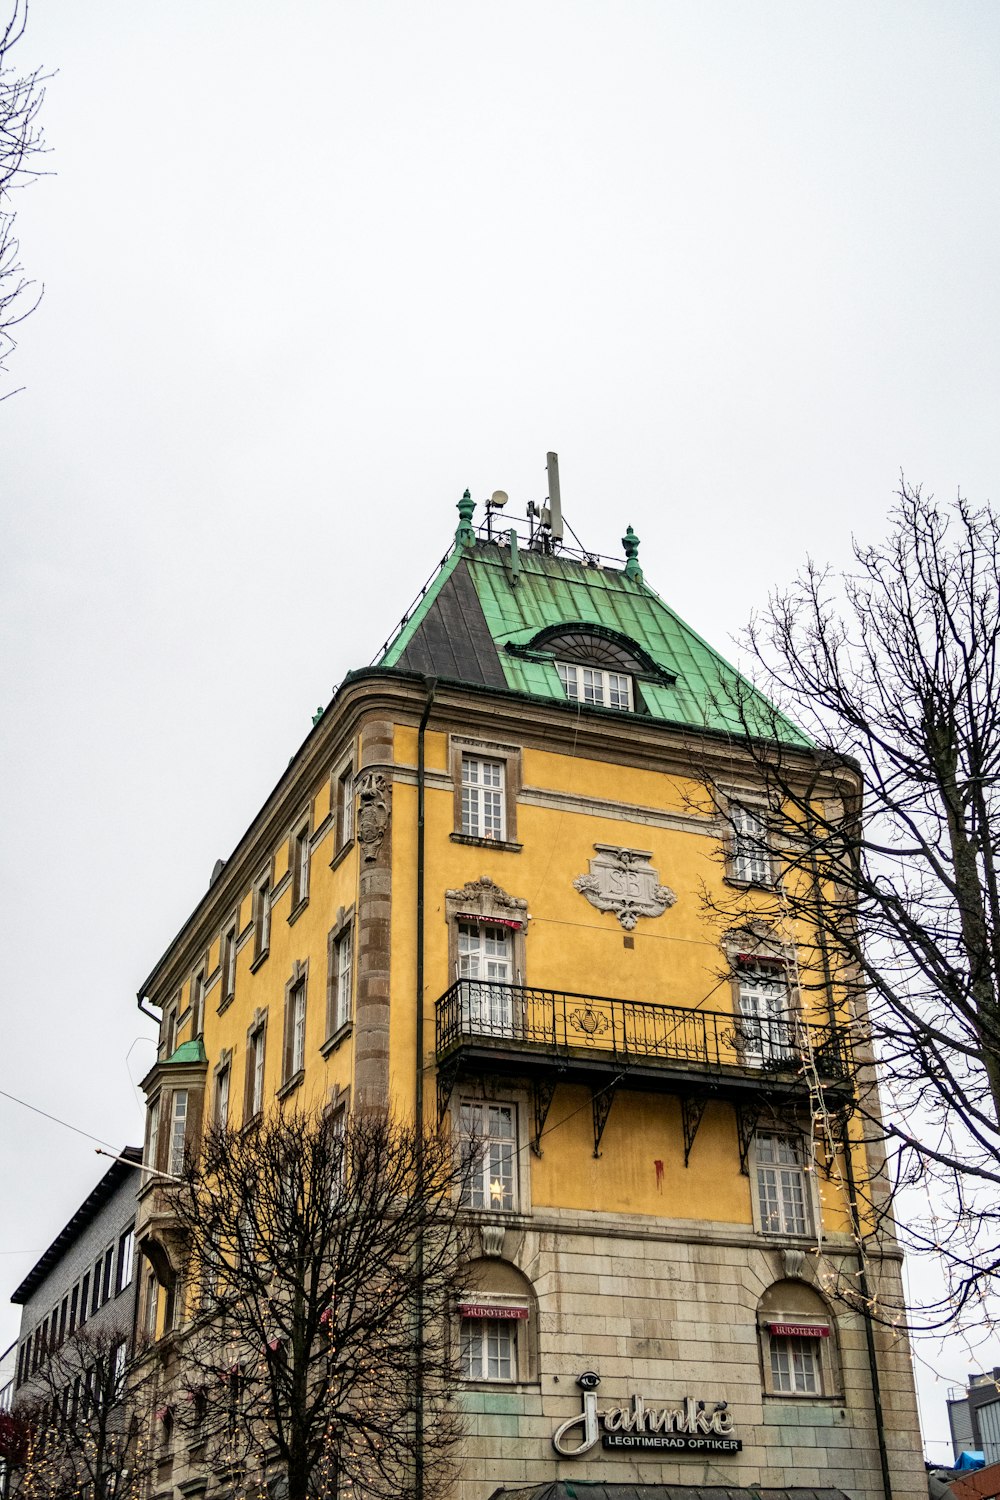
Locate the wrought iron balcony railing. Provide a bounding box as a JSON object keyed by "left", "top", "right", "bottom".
{"left": 435, "top": 979, "right": 852, "bottom": 1086}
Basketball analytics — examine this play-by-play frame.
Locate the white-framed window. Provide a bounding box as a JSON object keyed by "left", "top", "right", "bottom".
{"left": 289, "top": 977, "right": 307, "bottom": 1077}
{"left": 291, "top": 821, "right": 310, "bottom": 909}
{"left": 112, "top": 1340, "right": 128, "bottom": 1397}
{"left": 144, "top": 1275, "right": 158, "bottom": 1340}
{"left": 461, "top": 755, "right": 506, "bottom": 841}
{"left": 458, "top": 922, "right": 515, "bottom": 1034}
{"left": 460, "top": 1101, "right": 517, "bottom": 1211}
{"left": 191, "top": 970, "right": 206, "bottom": 1037}
{"left": 327, "top": 1105, "right": 348, "bottom": 1204}
{"left": 247, "top": 1022, "right": 266, "bottom": 1119}
{"left": 556, "top": 661, "right": 633, "bottom": 711}
{"left": 116, "top": 1229, "right": 135, "bottom": 1293}
{"left": 221, "top": 924, "right": 238, "bottom": 1004}
{"left": 460, "top": 1317, "right": 517, "bottom": 1382}
{"left": 755, "top": 1133, "right": 811, "bottom": 1235}
{"left": 254, "top": 877, "right": 272, "bottom": 961}
{"left": 333, "top": 927, "right": 353, "bottom": 1032}
{"left": 336, "top": 763, "right": 354, "bottom": 848}
{"left": 144, "top": 1097, "right": 160, "bottom": 1181}
{"left": 731, "top": 803, "right": 771, "bottom": 885}
{"left": 758, "top": 1279, "right": 837, "bottom": 1400}
{"left": 738, "top": 964, "right": 793, "bottom": 1064}
{"left": 160, "top": 1000, "right": 178, "bottom": 1060}
{"left": 168, "top": 1091, "right": 188, "bottom": 1177}
{"left": 769, "top": 1333, "right": 821, "bottom": 1394}
{"left": 216, "top": 1060, "right": 231, "bottom": 1127}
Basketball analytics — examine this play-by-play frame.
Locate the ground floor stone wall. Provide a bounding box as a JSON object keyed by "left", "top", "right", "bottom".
{"left": 450, "top": 1215, "right": 926, "bottom": 1500}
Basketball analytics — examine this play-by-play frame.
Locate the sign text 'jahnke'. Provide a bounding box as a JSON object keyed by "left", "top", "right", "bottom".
{"left": 552, "top": 1372, "right": 742, "bottom": 1457}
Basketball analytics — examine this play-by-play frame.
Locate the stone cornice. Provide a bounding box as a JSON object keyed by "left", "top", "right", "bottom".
{"left": 136, "top": 669, "right": 858, "bottom": 1009}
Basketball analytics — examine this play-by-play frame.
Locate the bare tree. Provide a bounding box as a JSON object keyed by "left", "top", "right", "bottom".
{"left": 8, "top": 1327, "right": 154, "bottom": 1500}
{"left": 165, "top": 1108, "right": 473, "bottom": 1500}
{"left": 700, "top": 482, "right": 1000, "bottom": 1329}
{"left": 0, "top": 0, "right": 47, "bottom": 394}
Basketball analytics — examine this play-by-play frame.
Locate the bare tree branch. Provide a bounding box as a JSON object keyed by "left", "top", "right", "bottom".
{"left": 0, "top": 1, "right": 49, "bottom": 395}
{"left": 698, "top": 481, "right": 1000, "bottom": 1331}
{"left": 150, "top": 1107, "right": 474, "bottom": 1500}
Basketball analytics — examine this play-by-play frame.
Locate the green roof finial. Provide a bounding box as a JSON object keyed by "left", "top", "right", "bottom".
{"left": 622, "top": 524, "right": 643, "bottom": 582}
{"left": 455, "top": 489, "right": 476, "bottom": 548}
{"left": 312, "top": 706, "right": 325, "bottom": 726}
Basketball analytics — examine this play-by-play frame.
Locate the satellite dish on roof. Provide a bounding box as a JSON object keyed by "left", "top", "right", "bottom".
{"left": 488, "top": 490, "right": 508, "bottom": 509}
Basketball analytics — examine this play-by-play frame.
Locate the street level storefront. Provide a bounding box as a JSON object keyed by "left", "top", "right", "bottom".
{"left": 489, "top": 1487, "right": 856, "bottom": 1500}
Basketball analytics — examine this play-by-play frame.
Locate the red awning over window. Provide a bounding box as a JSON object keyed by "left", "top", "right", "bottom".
{"left": 456, "top": 913, "right": 523, "bottom": 930}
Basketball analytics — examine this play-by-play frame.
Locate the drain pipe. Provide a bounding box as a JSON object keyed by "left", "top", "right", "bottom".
{"left": 414, "top": 677, "right": 437, "bottom": 1500}
{"left": 805, "top": 801, "right": 892, "bottom": 1500}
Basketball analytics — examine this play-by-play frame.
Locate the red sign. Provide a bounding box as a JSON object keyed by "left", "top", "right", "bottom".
{"left": 767, "top": 1322, "right": 829, "bottom": 1338}
{"left": 459, "top": 1303, "right": 529, "bottom": 1320}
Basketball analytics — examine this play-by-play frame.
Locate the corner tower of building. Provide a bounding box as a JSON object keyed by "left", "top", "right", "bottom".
{"left": 131, "top": 481, "right": 924, "bottom": 1500}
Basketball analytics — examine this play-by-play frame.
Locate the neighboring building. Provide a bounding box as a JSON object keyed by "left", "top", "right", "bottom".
{"left": 0, "top": 1341, "right": 14, "bottom": 1410}
{"left": 949, "top": 1370, "right": 1000, "bottom": 1465}
{"left": 133, "top": 486, "right": 926, "bottom": 1500}
{"left": 8, "top": 1148, "right": 141, "bottom": 1416}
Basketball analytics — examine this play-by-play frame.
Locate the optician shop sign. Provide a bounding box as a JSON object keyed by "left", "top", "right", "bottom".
{"left": 552, "top": 1371, "right": 742, "bottom": 1458}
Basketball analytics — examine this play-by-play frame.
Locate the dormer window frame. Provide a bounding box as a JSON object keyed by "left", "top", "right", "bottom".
{"left": 512, "top": 622, "right": 673, "bottom": 716}
{"left": 556, "top": 660, "right": 634, "bottom": 712}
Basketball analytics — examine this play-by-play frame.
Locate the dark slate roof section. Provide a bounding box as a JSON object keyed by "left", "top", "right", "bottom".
{"left": 12, "top": 1147, "right": 143, "bottom": 1304}
{"left": 488, "top": 1488, "right": 856, "bottom": 1500}
{"left": 394, "top": 556, "right": 508, "bottom": 688}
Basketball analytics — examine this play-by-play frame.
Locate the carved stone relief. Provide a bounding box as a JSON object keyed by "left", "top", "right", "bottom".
{"left": 444, "top": 874, "right": 528, "bottom": 921}
{"left": 572, "top": 844, "right": 677, "bottom": 930}
{"left": 356, "top": 771, "right": 390, "bottom": 863}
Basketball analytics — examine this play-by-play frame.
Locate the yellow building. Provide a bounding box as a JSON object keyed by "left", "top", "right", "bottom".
{"left": 134, "top": 487, "right": 925, "bottom": 1500}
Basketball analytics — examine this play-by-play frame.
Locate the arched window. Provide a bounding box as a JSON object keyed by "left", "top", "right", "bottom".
{"left": 519, "top": 624, "right": 672, "bottom": 714}
{"left": 757, "top": 1280, "right": 840, "bottom": 1399}
{"left": 458, "top": 1258, "right": 538, "bottom": 1386}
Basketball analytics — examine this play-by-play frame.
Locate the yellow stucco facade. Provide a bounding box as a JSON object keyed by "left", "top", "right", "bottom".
{"left": 133, "top": 523, "right": 925, "bottom": 1500}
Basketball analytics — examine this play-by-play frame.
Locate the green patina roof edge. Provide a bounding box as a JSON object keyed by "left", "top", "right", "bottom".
{"left": 347, "top": 663, "right": 817, "bottom": 757}
{"left": 627, "top": 571, "right": 810, "bottom": 748}
{"left": 165, "top": 1038, "right": 208, "bottom": 1066}
{"left": 380, "top": 543, "right": 465, "bottom": 669}
{"left": 378, "top": 537, "right": 809, "bottom": 748}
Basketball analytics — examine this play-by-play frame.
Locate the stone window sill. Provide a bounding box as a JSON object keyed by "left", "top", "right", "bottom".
{"left": 762, "top": 1390, "right": 843, "bottom": 1404}
{"left": 216, "top": 993, "right": 234, "bottom": 1017}
{"left": 249, "top": 948, "right": 269, "bottom": 974}
{"left": 450, "top": 833, "right": 523, "bottom": 854}
{"left": 723, "top": 875, "right": 779, "bottom": 893}
{"left": 330, "top": 838, "right": 355, "bottom": 872}
{"left": 288, "top": 898, "right": 309, "bottom": 927}
{"left": 321, "top": 1021, "right": 353, "bottom": 1057}
{"left": 276, "top": 1070, "right": 304, "bottom": 1101}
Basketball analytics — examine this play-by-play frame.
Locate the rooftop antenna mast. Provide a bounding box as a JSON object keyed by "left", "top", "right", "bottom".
{"left": 545, "top": 451, "right": 564, "bottom": 543}
{"left": 528, "top": 451, "right": 566, "bottom": 552}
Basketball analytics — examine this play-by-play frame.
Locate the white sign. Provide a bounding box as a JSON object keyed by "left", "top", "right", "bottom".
{"left": 552, "top": 1374, "right": 741, "bottom": 1458}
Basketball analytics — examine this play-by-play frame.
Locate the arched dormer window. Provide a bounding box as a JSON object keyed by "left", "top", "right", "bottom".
{"left": 518, "top": 624, "right": 673, "bottom": 714}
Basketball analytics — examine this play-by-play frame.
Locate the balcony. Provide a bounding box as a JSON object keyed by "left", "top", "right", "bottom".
{"left": 435, "top": 979, "right": 853, "bottom": 1159}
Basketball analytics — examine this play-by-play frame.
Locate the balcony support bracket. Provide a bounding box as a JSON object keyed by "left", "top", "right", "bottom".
{"left": 436, "top": 1057, "right": 462, "bottom": 1128}
{"left": 592, "top": 1080, "right": 618, "bottom": 1158}
{"left": 531, "top": 1077, "right": 559, "bottom": 1157}
{"left": 681, "top": 1095, "right": 708, "bottom": 1167}
{"left": 736, "top": 1101, "right": 764, "bottom": 1176}
{"left": 818, "top": 1104, "right": 852, "bottom": 1178}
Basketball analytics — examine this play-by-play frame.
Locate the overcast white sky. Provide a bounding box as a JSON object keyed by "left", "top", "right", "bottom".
{"left": 2, "top": 0, "right": 998, "bottom": 1462}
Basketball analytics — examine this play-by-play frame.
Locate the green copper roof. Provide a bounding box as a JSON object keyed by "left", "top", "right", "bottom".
{"left": 165, "top": 1038, "right": 208, "bottom": 1066}
{"left": 381, "top": 524, "right": 806, "bottom": 746}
